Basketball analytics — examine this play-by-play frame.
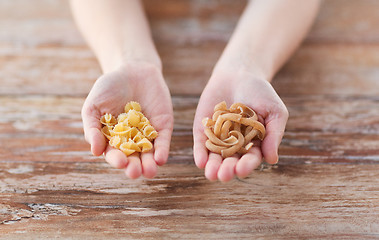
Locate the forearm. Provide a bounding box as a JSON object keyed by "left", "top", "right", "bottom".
{"left": 70, "top": 0, "right": 160, "bottom": 73}
{"left": 215, "top": 0, "right": 320, "bottom": 81}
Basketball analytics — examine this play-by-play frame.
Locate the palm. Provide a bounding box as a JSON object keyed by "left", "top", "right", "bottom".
{"left": 193, "top": 71, "right": 288, "bottom": 182}
{"left": 82, "top": 64, "right": 173, "bottom": 179}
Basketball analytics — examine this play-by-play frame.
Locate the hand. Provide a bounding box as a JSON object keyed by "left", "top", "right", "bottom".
{"left": 81, "top": 63, "right": 173, "bottom": 179}
{"left": 193, "top": 70, "right": 288, "bottom": 182}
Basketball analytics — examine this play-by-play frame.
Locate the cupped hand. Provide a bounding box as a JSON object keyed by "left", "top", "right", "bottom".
{"left": 193, "top": 70, "right": 288, "bottom": 182}
{"left": 81, "top": 63, "right": 173, "bottom": 179}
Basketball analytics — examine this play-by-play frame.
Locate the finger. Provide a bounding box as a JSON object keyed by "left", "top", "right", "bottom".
{"left": 125, "top": 153, "right": 142, "bottom": 179}
{"left": 235, "top": 147, "right": 262, "bottom": 179}
{"left": 193, "top": 125, "right": 209, "bottom": 169}
{"left": 204, "top": 153, "right": 222, "bottom": 181}
{"left": 262, "top": 110, "right": 288, "bottom": 164}
{"left": 81, "top": 107, "right": 106, "bottom": 156}
{"left": 217, "top": 156, "right": 238, "bottom": 182}
{"left": 104, "top": 144, "right": 128, "bottom": 169}
{"left": 153, "top": 128, "right": 172, "bottom": 166}
{"left": 88, "top": 128, "right": 107, "bottom": 156}
{"left": 141, "top": 151, "right": 157, "bottom": 179}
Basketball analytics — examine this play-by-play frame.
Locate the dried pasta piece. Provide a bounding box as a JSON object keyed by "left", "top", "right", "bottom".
{"left": 138, "top": 118, "right": 150, "bottom": 130}
{"left": 202, "top": 117, "right": 215, "bottom": 128}
{"left": 129, "top": 127, "right": 140, "bottom": 139}
{"left": 127, "top": 110, "right": 141, "bottom": 127}
{"left": 203, "top": 101, "right": 266, "bottom": 159}
{"left": 117, "top": 113, "right": 128, "bottom": 123}
{"left": 213, "top": 113, "right": 242, "bottom": 137}
{"left": 136, "top": 138, "right": 153, "bottom": 152}
{"left": 214, "top": 101, "right": 228, "bottom": 112}
{"left": 109, "top": 136, "right": 122, "bottom": 148}
{"left": 100, "top": 113, "right": 117, "bottom": 126}
{"left": 220, "top": 120, "right": 232, "bottom": 140}
{"left": 212, "top": 110, "right": 228, "bottom": 122}
{"left": 220, "top": 130, "right": 245, "bottom": 158}
{"left": 101, "top": 126, "right": 112, "bottom": 140}
{"left": 137, "top": 111, "right": 145, "bottom": 119}
{"left": 132, "top": 131, "right": 144, "bottom": 143}
{"left": 99, "top": 101, "right": 158, "bottom": 157}
{"left": 204, "top": 128, "right": 237, "bottom": 147}
{"left": 230, "top": 103, "right": 257, "bottom": 120}
{"left": 120, "top": 142, "right": 136, "bottom": 156}
{"left": 240, "top": 117, "right": 265, "bottom": 140}
{"left": 124, "top": 101, "right": 141, "bottom": 113}
{"left": 112, "top": 123, "right": 131, "bottom": 137}
{"left": 143, "top": 125, "right": 158, "bottom": 140}
{"left": 124, "top": 139, "right": 141, "bottom": 152}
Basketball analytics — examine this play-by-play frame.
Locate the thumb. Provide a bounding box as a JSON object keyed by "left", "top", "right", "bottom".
{"left": 82, "top": 108, "right": 107, "bottom": 156}
{"left": 261, "top": 110, "right": 289, "bottom": 164}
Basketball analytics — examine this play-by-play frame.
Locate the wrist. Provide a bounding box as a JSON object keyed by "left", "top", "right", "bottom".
{"left": 98, "top": 50, "right": 162, "bottom": 74}
{"left": 213, "top": 43, "right": 276, "bottom": 82}
{"left": 213, "top": 56, "right": 273, "bottom": 83}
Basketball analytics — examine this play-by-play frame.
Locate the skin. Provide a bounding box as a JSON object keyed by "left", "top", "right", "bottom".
{"left": 70, "top": 0, "right": 173, "bottom": 179}
{"left": 70, "top": 0, "right": 320, "bottom": 181}
{"left": 193, "top": 0, "right": 320, "bottom": 182}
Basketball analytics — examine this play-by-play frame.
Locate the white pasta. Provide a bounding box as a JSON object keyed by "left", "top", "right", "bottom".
{"left": 100, "top": 101, "right": 158, "bottom": 156}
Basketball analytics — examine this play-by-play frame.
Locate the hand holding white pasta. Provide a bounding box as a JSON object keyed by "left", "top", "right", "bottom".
{"left": 100, "top": 101, "right": 158, "bottom": 156}
{"left": 203, "top": 101, "right": 266, "bottom": 158}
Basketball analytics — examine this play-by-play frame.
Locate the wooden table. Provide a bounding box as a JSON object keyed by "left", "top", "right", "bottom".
{"left": 1, "top": 0, "right": 378, "bottom": 239}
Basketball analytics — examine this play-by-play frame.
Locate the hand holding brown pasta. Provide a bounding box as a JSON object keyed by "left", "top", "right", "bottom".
{"left": 202, "top": 101, "right": 265, "bottom": 158}
{"left": 100, "top": 101, "right": 158, "bottom": 156}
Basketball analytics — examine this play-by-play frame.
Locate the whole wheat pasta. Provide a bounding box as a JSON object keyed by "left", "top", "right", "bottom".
{"left": 203, "top": 101, "right": 266, "bottom": 158}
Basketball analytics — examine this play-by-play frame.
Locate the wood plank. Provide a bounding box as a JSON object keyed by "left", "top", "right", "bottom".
{"left": 0, "top": 162, "right": 378, "bottom": 239}
{"left": 2, "top": 43, "right": 379, "bottom": 96}
{"left": 273, "top": 44, "right": 379, "bottom": 97}
{"left": 2, "top": 0, "right": 379, "bottom": 47}
{"left": 2, "top": 1, "right": 379, "bottom": 96}
{"left": 1, "top": 95, "right": 378, "bottom": 164}
{"left": 308, "top": 0, "right": 379, "bottom": 43}
{"left": 1, "top": 1, "right": 379, "bottom": 239}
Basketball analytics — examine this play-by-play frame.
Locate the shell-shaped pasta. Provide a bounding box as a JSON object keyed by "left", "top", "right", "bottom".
{"left": 120, "top": 136, "right": 128, "bottom": 143}
{"left": 100, "top": 113, "right": 117, "bottom": 126}
{"left": 101, "top": 126, "right": 112, "bottom": 140}
{"left": 119, "top": 142, "right": 136, "bottom": 156}
{"left": 124, "top": 101, "right": 141, "bottom": 113}
{"left": 137, "top": 111, "right": 145, "bottom": 118}
{"left": 128, "top": 127, "right": 140, "bottom": 138}
{"left": 109, "top": 135, "right": 122, "bottom": 148}
{"left": 138, "top": 121, "right": 150, "bottom": 131}
{"left": 127, "top": 110, "right": 141, "bottom": 127}
{"left": 117, "top": 113, "right": 128, "bottom": 123}
{"left": 112, "top": 123, "right": 131, "bottom": 137}
{"left": 140, "top": 116, "right": 149, "bottom": 123}
{"left": 147, "top": 132, "right": 158, "bottom": 141}
{"left": 142, "top": 125, "right": 157, "bottom": 139}
{"left": 137, "top": 138, "right": 153, "bottom": 152}
{"left": 132, "top": 131, "right": 144, "bottom": 143}
{"left": 99, "top": 101, "right": 158, "bottom": 156}
{"left": 124, "top": 139, "right": 141, "bottom": 152}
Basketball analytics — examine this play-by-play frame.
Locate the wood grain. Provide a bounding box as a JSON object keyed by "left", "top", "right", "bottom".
{"left": 1, "top": 0, "right": 379, "bottom": 239}
{"left": 1, "top": 1, "right": 379, "bottom": 96}
{"left": 1, "top": 96, "right": 378, "bottom": 165}
{"left": 0, "top": 162, "right": 378, "bottom": 239}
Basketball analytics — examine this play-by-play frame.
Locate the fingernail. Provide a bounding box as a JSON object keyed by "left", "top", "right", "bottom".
{"left": 273, "top": 155, "right": 279, "bottom": 164}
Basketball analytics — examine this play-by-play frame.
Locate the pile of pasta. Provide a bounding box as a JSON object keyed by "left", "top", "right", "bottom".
{"left": 202, "top": 101, "right": 266, "bottom": 158}
{"left": 100, "top": 101, "right": 158, "bottom": 156}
